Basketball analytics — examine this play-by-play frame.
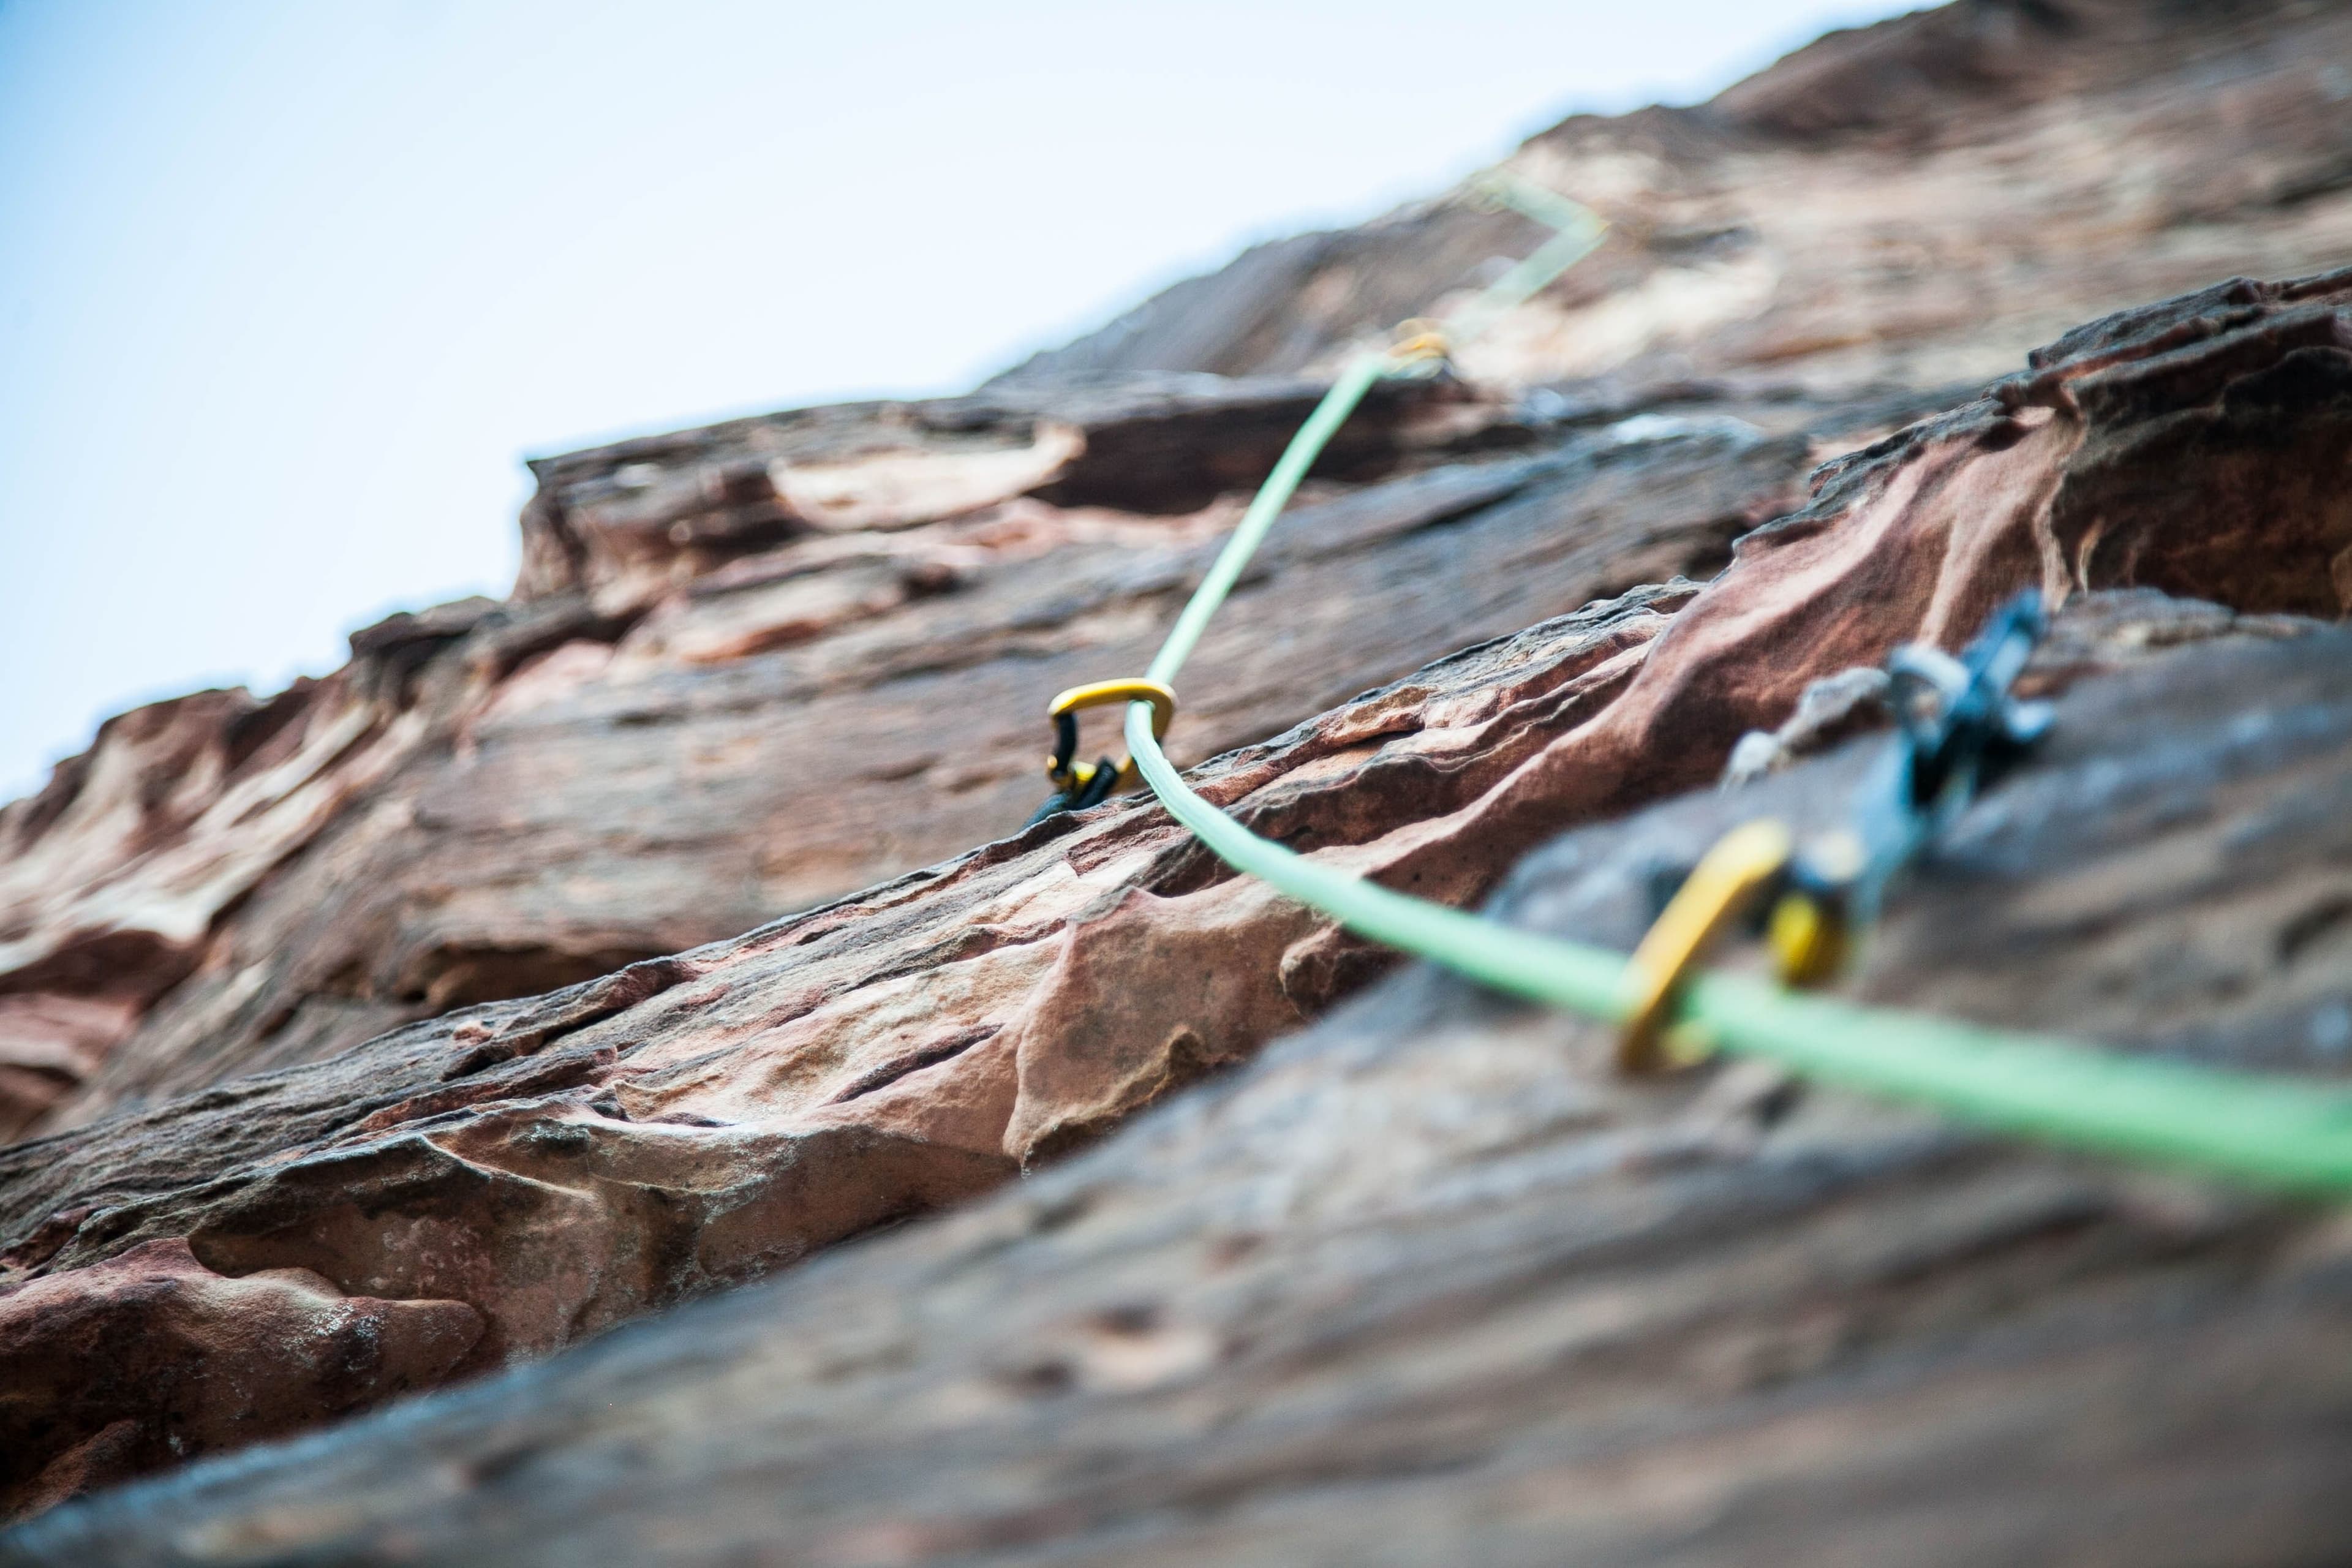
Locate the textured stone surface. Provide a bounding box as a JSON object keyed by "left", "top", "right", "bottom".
{"left": 1003, "top": 0, "right": 2352, "bottom": 401}
{"left": 9, "top": 610, "right": 2350, "bottom": 1566}
{"left": 0, "top": 374, "right": 1804, "bottom": 1142}
{"left": 15, "top": 0, "right": 2352, "bottom": 1144}
{"left": 0, "top": 1240, "right": 483, "bottom": 1520}
{"left": 2, "top": 265, "right": 2350, "bottom": 1520}
{"left": 7, "top": 0, "right": 2352, "bottom": 1539}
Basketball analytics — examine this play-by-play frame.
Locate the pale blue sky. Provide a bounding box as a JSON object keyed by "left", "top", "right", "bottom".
{"left": 0, "top": 0, "right": 1914, "bottom": 797}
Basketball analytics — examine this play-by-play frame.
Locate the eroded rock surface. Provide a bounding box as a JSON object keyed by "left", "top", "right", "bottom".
{"left": 1004, "top": 0, "right": 2352, "bottom": 401}
{"left": 10, "top": 592, "right": 2351, "bottom": 1566}
{"left": 0, "top": 1240, "right": 482, "bottom": 1518}
{"left": 8, "top": 0, "right": 2352, "bottom": 1536}
{"left": 2, "top": 266, "right": 2349, "bottom": 1520}
{"left": 13, "top": 0, "right": 2352, "bottom": 1145}
{"left": 0, "top": 374, "right": 1804, "bottom": 1142}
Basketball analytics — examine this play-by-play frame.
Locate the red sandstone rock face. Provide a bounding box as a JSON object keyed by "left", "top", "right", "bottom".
{"left": 1, "top": 375, "right": 1781, "bottom": 1142}
{"left": 13, "top": 622, "right": 2350, "bottom": 1564}
{"left": 7, "top": 0, "right": 2352, "bottom": 1534}
{"left": 1005, "top": 0, "right": 2352, "bottom": 400}
{"left": 0, "top": 1238, "right": 482, "bottom": 1516}
{"left": 1, "top": 267, "right": 2347, "bottom": 1520}
{"left": 12, "top": 0, "right": 2352, "bottom": 1146}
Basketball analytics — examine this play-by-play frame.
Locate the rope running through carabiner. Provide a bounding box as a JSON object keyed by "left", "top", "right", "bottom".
{"left": 1065, "top": 172, "right": 2352, "bottom": 1196}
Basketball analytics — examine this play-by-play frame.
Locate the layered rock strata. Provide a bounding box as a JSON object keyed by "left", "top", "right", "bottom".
{"left": 10, "top": 526, "right": 2352, "bottom": 1565}
{"left": 0, "top": 375, "right": 1805, "bottom": 1142}
{"left": 15, "top": 0, "right": 2352, "bottom": 1144}
{"left": 1006, "top": 0, "right": 2352, "bottom": 401}
{"left": 4, "top": 269, "right": 2350, "bottom": 1521}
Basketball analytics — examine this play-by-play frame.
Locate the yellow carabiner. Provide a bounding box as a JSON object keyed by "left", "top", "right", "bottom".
{"left": 1618, "top": 820, "right": 1795, "bottom": 1073}
{"left": 1766, "top": 826, "right": 1863, "bottom": 988}
{"left": 1389, "top": 317, "right": 1450, "bottom": 369}
{"left": 1044, "top": 679, "right": 1177, "bottom": 794}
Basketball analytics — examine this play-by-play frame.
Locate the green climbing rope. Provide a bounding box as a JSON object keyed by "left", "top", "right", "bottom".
{"left": 1102, "top": 172, "right": 2352, "bottom": 1196}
